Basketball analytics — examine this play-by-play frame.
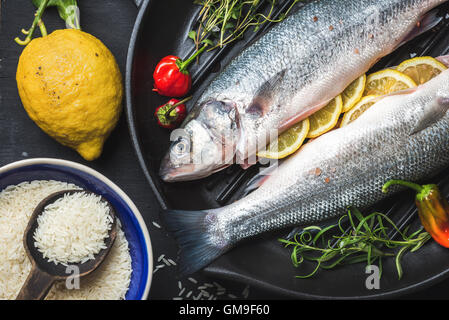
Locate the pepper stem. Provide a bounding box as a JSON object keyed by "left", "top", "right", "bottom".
{"left": 177, "top": 44, "right": 208, "bottom": 72}
{"left": 15, "top": 0, "right": 50, "bottom": 46}
{"left": 382, "top": 179, "right": 424, "bottom": 194}
{"left": 164, "top": 96, "right": 192, "bottom": 117}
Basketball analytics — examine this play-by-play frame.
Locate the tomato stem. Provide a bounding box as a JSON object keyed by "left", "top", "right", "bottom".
{"left": 173, "top": 96, "right": 193, "bottom": 107}
{"left": 177, "top": 44, "right": 208, "bottom": 73}
{"left": 165, "top": 96, "right": 192, "bottom": 116}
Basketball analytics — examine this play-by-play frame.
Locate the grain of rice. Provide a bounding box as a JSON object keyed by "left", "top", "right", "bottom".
{"left": 0, "top": 180, "right": 132, "bottom": 300}
{"left": 152, "top": 263, "right": 165, "bottom": 274}
{"left": 201, "top": 290, "right": 209, "bottom": 298}
{"left": 162, "top": 257, "right": 171, "bottom": 266}
{"left": 188, "top": 277, "right": 198, "bottom": 284}
{"left": 167, "top": 258, "right": 177, "bottom": 266}
{"left": 152, "top": 221, "right": 161, "bottom": 229}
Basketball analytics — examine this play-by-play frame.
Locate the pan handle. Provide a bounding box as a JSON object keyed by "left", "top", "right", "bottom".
{"left": 133, "top": 0, "right": 143, "bottom": 8}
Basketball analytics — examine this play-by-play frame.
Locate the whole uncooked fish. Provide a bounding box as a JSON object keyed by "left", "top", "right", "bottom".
{"left": 163, "top": 68, "right": 449, "bottom": 275}
{"left": 160, "top": 0, "right": 446, "bottom": 182}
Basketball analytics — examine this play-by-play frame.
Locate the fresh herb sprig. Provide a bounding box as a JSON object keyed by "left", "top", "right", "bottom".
{"left": 189, "top": 0, "right": 301, "bottom": 52}
{"left": 279, "top": 207, "right": 431, "bottom": 279}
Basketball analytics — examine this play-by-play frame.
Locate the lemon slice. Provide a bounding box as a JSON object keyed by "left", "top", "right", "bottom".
{"left": 340, "top": 95, "right": 378, "bottom": 127}
{"left": 307, "top": 95, "right": 343, "bottom": 138}
{"left": 257, "top": 118, "right": 310, "bottom": 159}
{"left": 363, "top": 69, "right": 417, "bottom": 96}
{"left": 397, "top": 56, "right": 447, "bottom": 85}
{"left": 341, "top": 74, "right": 366, "bottom": 112}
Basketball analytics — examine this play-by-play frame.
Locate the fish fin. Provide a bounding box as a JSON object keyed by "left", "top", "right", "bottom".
{"left": 243, "top": 165, "right": 277, "bottom": 195}
{"left": 399, "top": 9, "right": 442, "bottom": 47}
{"left": 160, "top": 209, "right": 229, "bottom": 276}
{"left": 246, "top": 69, "right": 287, "bottom": 117}
{"left": 384, "top": 86, "right": 418, "bottom": 97}
{"left": 411, "top": 96, "right": 449, "bottom": 135}
{"left": 278, "top": 99, "right": 330, "bottom": 132}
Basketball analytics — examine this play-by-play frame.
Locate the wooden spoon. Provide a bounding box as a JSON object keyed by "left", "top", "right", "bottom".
{"left": 16, "top": 190, "right": 117, "bottom": 300}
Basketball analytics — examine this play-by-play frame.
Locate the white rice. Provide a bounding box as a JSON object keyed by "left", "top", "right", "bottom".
{"left": 34, "top": 192, "right": 113, "bottom": 265}
{"left": 0, "top": 180, "right": 132, "bottom": 300}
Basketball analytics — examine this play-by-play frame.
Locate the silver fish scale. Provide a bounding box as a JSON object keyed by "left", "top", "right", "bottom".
{"left": 207, "top": 70, "right": 449, "bottom": 247}
{"left": 195, "top": 0, "right": 445, "bottom": 156}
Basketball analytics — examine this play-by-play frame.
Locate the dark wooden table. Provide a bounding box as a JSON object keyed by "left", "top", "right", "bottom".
{"left": 1, "top": 0, "right": 448, "bottom": 300}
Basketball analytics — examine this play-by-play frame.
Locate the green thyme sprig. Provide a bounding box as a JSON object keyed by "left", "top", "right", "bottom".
{"left": 189, "top": 0, "right": 302, "bottom": 52}
{"left": 279, "top": 207, "right": 431, "bottom": 279}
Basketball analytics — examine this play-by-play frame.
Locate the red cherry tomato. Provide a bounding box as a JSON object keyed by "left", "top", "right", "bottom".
{"left": 152, "top": 45, "right": 208, "bottom": 97}
{"left": 153, "top": 56, "right": 191, "bottom": 97}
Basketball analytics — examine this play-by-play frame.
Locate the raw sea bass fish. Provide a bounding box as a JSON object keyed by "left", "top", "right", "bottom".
{"left": 160, "top": 0, "right": 447, "bottom": 182}
{"left": 163, "top": 69, "right": 449, "bottom": 275}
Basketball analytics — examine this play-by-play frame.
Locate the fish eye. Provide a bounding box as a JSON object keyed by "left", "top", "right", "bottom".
{"left": 173, "top": 137, "right": 190, "bottom": 155}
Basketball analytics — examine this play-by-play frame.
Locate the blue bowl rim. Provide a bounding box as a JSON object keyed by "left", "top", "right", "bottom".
{"left": 0, "top": 158, "right": 153, "bottom": 300}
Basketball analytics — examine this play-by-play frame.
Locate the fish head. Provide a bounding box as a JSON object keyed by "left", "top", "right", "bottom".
{"left": 160, "top": 99, "right": 239, "bottom": 182}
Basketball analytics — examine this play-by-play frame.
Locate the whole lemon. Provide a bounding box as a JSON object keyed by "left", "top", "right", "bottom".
{"left": 16, "top": 29, "right": 123, "bottom": 161}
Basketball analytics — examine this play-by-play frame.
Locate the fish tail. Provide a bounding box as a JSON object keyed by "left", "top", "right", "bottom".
{"left": 161, "top": 208, "right": 229, "bottom": 276}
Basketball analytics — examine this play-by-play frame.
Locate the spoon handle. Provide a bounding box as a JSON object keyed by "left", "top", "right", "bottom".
{"left": 16, "top": 265, "right": 55, "bottom": 300}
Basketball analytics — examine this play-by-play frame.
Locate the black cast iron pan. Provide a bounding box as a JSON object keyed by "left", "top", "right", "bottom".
{"left": 126, "top": 0, "right": 449, "bottom": 299}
